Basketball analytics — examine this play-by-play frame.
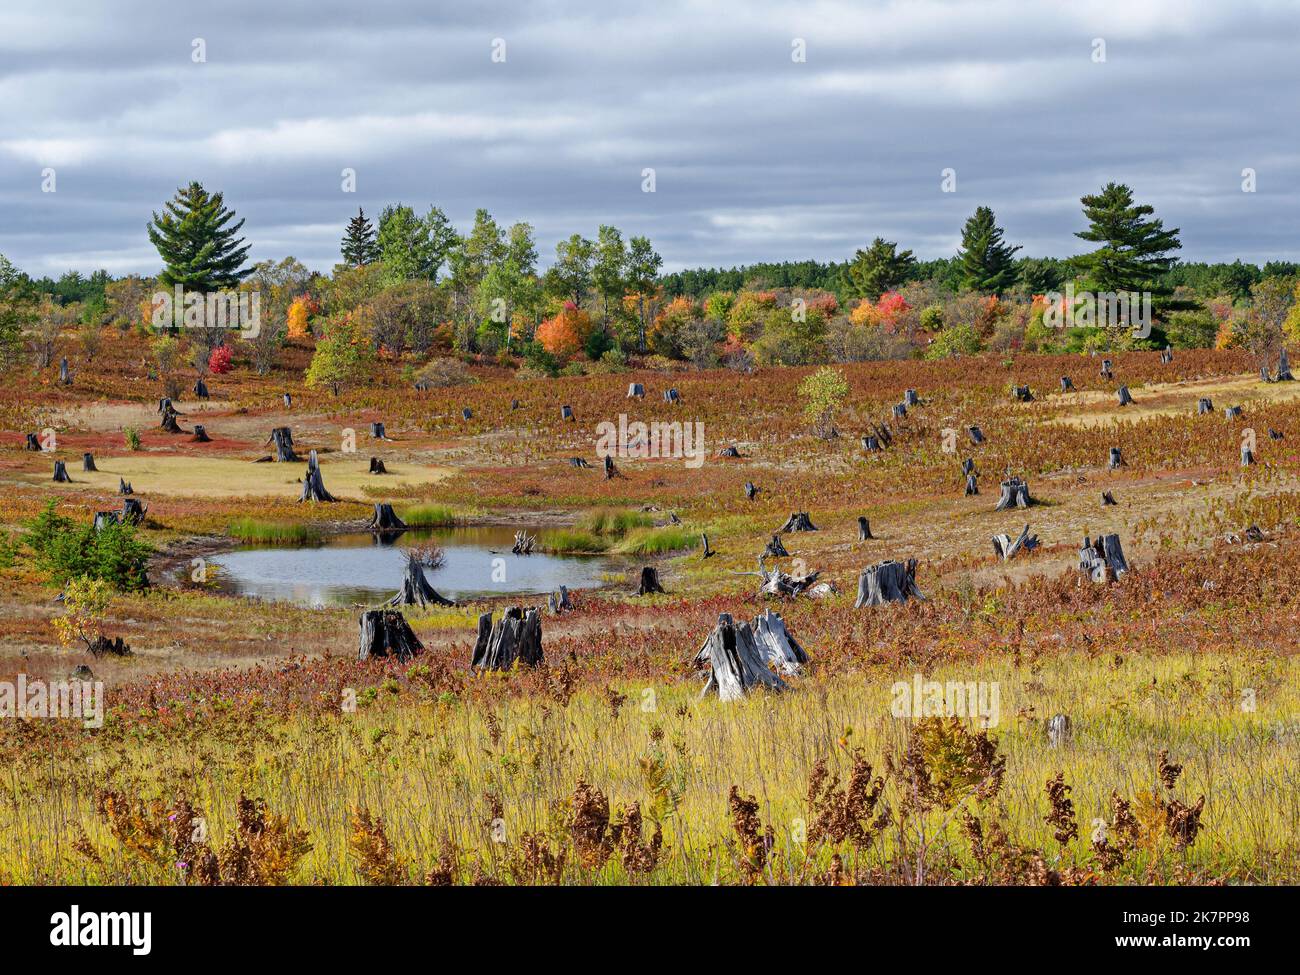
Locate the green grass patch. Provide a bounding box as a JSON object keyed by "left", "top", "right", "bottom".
{"left": 610, "top": 525, "right": 698, "bottom": 556}
{"left": 540, "top": 529, "right": 610, "bottom": 554}
{"left": 578, "top": 508, "right": 655, "bottom": 536}
{"left": 399, "top": 504, "right": 460, "bottom": 528}
{"left": 227, "top": 518, "right": 323, "bottom": 545}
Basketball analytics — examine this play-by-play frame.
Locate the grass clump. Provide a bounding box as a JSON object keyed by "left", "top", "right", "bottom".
{"left": 227, "top": 518, "right": 322, "bottom": 545}
{"left": 578, "top": 508, "right": 655, "bottom": 536}
{"left": 540, "top": 529, "right": 609, "bottom": 554}
{"left": 610, "top": 526, "right": 698, "bottom": 556}
{"left": 399, "top": 504, "right": 460, "bottom": 528}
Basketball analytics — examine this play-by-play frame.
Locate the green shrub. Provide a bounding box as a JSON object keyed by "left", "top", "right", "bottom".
{"left": 123, "top": 427, "right": 142, "bottom": 451}
{"left": 24, "top": 500, "right": 152, "bottom": 590}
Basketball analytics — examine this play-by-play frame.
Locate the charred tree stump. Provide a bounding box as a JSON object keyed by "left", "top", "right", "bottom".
{"left": 52, "top": 460, "right": 71, "bottom": 483}
{"left": 369, "top": 457, "right": 388, "bottom": 474}
{"left": 763, "top": 534, "right": 790, "bottom": 558}
{"left": 718, "top": 445, "right": 742, "bottom": 458}
{"left": 994, "top": 477, "right": 1033, "bottom": 510}
{"left": 1101, "top": 359, "right": 1113, "bottom": 380}
{"left": 854, "top": 558, "right": 924, "bottom": 607}
{"left": 568, "top": 457, "right": 591, "bottom": 469}
{"left": 191, "top": 425, "right": 211, "bottom": 443}
{"left": 267, "top": 427, "right": 299, "bottom": 462}
{"left": 701, "top": 533, "right": 715, "bottom": 559}
{"left": 283, "top": 392, "right": 292, "bottom": 408}
{"left": 24, "top": 433, "right": 40, "bottom": 451}
{"left": 118, "top": 477, "right": 133, "bottom": 495}
{"left": 93, "top": 511, "right": 119, "bottom": 531}
{"left": 863, "top": 434, "right": 882, "bottom": 452}
{"left": 59, "top": 357, "right": 71, "bottom": 385}
{"left": 875, "top": 423, "right": 892, "bottom": 447}
{"left": 778, "top": 512, "right": 817, "bottom": 532}
{"left": 510, "top": 399, "right": 520, "bottom": 410}
{"left": 1014, "top": 385, "right": 1034, "bottom": 402}
{"left": 1270, "top": 428, "right": 1285, "bottom": 440}
{"left": 547, "top": 586, "right": 574, "bottom": 614}
{"left": 603, "top": 454, "right": 622, "bottom": 479}
{"left": 1108, "top": 447, "right": 1125, "bottom": 469}
{"left": 627, "top": 382, "right": 645, "bottom": 399}
{"left": 1078, "top": 533, "right": 1130, "bottom": 583}
{"left": 1241, "top": 444, "right": 1256, "bottom": 466}
{"left": 299, "top": 451, "right": 336, "bottom": 502}
{"left": 82, "top": 452, "right": 97, "bottom": 472}
{"left": 512, "top": 530, "right": 536, "bottom": 555}
{"left": 857, "top": 516, "right": 874, "bottom": 541}
{"left": 1160, "top": 348, "right": 1173, "bottom": 364}
{"left": 693, "top": 612, "right": 792, "bottom": 701}
{"left": 992, "top": 524, "right": 1039, "bottom": 561}
{"left": 961, "top": 457, "right": 975, "bottom": 475}
{"left": 1116, "top": 386, "right": 1134, "bottom": 406}
{"left": 904, "top": 388, "right": 919, "bottom": 407}
{"left": 461, "top": 408, "right": 472, "bottom": 421}
{"left": 1278, "top": 348, "right": 1294, "bottom": 381}
{"left": 159, "top": 401, "right": 186, "bottom": 434}
{"left": 471, "top": 607, "right": 543, "bottom": 670}
{"left": 194, "top": 378, "right": 209, "bottom": 399}
{"left": 965, "top": 473, "right": 979, "bottom": 496}
{"left": 370, "top": 422, "right": 387, "bottom": 439}
{"left": 386, "top": 559, "right": 454, "bottom": 608}
{"left": 560, "top": 405, "right": 574, "bottom": 421}
{"left": 1060, "top": 376, "right": 1074, "bottom": 392}
{"left": 744, "top": 481, "right": 759, "bottom": 501}
{"left": 358, "top": 609, "right": 424, "bottom": 662}
{"left": 1225, "top": 405, "right": 1243, "bottom": 419}
{"left": 892, "top": 403, "right": 907, "bottom": 419}
{"left": 968, "top": 425, "right": 985, "bottom": 444}
{"left": 1197, "top": 397, "right": 1214, "bottom": 415}
{"left": 663, "top": 388, "right": 680, "bottom": 404}
{"left": 366, "top": 503, "right": 407, "bottom": 533}
{"left": 1101, "top": 490, "right": 1117, "bottom": 506}
{"left": 121, "top": 498, "right": 147, "bottom": 524}
{"left": 636, "top": 566, "right": 665, "bottom": 595}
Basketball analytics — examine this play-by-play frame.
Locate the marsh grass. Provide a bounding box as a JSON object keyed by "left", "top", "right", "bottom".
{"left": 226, "top": 518, "right": 323, "bottom": 545}
{"left": 610, "top": 526, "right": 698, "bottom": 556}
{"left": 399, "top": 504, "right": 461, "bottom": 528}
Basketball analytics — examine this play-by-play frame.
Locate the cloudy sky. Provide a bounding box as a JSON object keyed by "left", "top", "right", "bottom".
{"left": 1, "top": 0, "right": 1297, "bottom": 278}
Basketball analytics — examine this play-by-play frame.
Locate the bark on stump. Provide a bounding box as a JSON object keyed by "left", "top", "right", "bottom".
{"left": 857, "top": 516, "right": 874, "bottom": 541}
{"left": 1116, "top": 386, "right": 1134, "bottom": 406}
{"left": 53, "top": 460, "right": 71, "bottom": 482}
{"left": 778, "top": 511, "right": 817, "bottom": 532}
{"left": 636, "top": 566, "right": 665, "bottom": 595}
{"left": 386, "top": 559, "right": 454, "bottom": 608}
{"left": 299, "top": 451, "right": 336, "bottom": 502}
{"left": 992, "top": 524, "right": 1039, "bottom": 561}
{"left": 763, "top": 534, "right": 790, "bottom": 558}
{"left": 358, "top": 609, "right": 424, "bottom": 662}
{"left": 854, "top": 558, "right": 924, "bottom": 607}
{"left": 366, "top": 503, "right": 407, "bottom": 533}
{"left": 692, "top": 612, "right": 792, "bottom": 701}
{"left": 369, "top": 457, "right": 388, "bottom": 474}
{"left": 1078, "top": 534, "right": 1130, "bottom": 583}
{"left": 471, "top": 607, "right": 543, "bottom": 670}
{"left": 994, "top": 477, "right": 1033, "bottom": 510}
{"left": 191, "top": 425, "right": 211, "bottom": 443}
{"left": 120, "top": 498, "right": 147, "bottom": 525}
{"left": 82, "top": 452, "right": 97, "bottom": 472}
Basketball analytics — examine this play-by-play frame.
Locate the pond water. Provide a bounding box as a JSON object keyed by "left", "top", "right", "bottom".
{"left": 210, "top": 525, "right": 614, "bottom": 608}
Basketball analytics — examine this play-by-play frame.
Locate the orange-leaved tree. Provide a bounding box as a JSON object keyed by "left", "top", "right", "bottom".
{"left": 536, "top": 302, "right": 593, "bottom": 361}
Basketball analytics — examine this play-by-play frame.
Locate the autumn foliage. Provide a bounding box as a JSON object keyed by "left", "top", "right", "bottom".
{"left": 287, "top": 295, "right": 320, "bottom": 341}
{"left": 536, "top": 302, "right": 594, "bottom": 361}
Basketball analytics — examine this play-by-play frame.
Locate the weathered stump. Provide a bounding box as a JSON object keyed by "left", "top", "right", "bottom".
{"left": 692, "top": 612, "right": 792, "bottom": 701}
{"left": 857, "top": 516, "right": 874, "bottom": 541}
{"left": 1101, "top": 490, "right": 1117, "bottom": 506}
{"left": 358, "top": 609, "right": 424, "bottom": 662}
{"left": 701, "top": 533, "right": 715, "bottom": 559}
{"left": 366, "top": 503, "right": 407, "bottom": 533}
{"left": 718, "top": 445, "right": 742, "bottom": 458}
{"left": 1225, "top": 405, "right": 1243, "bottom": 419}
{"left": 471, "top": 607, "right": 543, "bottom": 670}
{"left": 159, "top": 401, "right": 186, "bottom": 434}
{"left": 763, "top": 534, "right": 790, "bottom": 558}
{"left": 1116, "top": 386, "right": 1134, "bottom": 406}
{"left": 863, "top": 434, "right": 882, "bottom": 452}
{"left": 961, "top": 457, "right": 975, "bottom": 475}
{"left": 510, "top": 399, "right": 520, "bottom": 410}
{"left": 1197, "top": 397, "right": 1214, "bottom": 415}
{"left": 52, "top": 460, "right": 71, "bottom": 483}
{"left": 751, "top": 608, "right": 809, "bottom": 676}
{"left": 1047, "top": 714, "right": 1072, "bottom": 748}
{"left": 1101, "top": 359, "right": 1113, "bottom": 379}
{"left": 1241, "top": 444, "right": 1256, "bottom": 466}
{"left": 1078, "top": 533, "right": 1129, "bottom": 583}
{"left": 854, "top": 558, "right": 924, "bottom": 607}
{"left": 603, "top": 454, "right": 621, "bottom": 479}
{"left": 1060, "top": 376, "right": 1074, "bottom": 392}
{"left": 194, "top": 378, "right": 209, "bottom": 399}
{"left": 267, "top": 426, "right": 299, "bottom": 462}
{"left": 118, "top": 477, "right": 133, "bottom": 495}
{"left": 968, "top": 425, "right": 985, "bottom": 444}
{"left": 627, "top": 382, "right": 645, "bottom": 399}
{"left": 370, "top": 422, "right": 387, "bottom": 439}
{"left": 59, "top": 357, "right": 71, "bottom": 385}
{"left": 663, "top": 388, "right": 680, "bottom": 404}
{"left": 283, "top": 392, "right": 292, "bottom": 408}
{"left": 744, "top": 481, "right": 759, "bottom": 501}
{"left": 1108, "top": 447, "right": 1124, "bottom": 469}
{"left": 904, "top": 389, "right": 919, "bottom": 407}
{"left": 547, "top": 586, "right": 573, "bottom": 614}
{"left": 636, "top": 566, "right": 665, "bottom": 595}
{"left": 778, "top": 512, "right": 817, "bottom": 532}
{"left": 386, "top": 559, "right": 454, "bottom": 608}
{"left": 82, "top": 452, "right": 97, "bottom": 472}
{"left": 24, "top": 433, "right": 40, "bottom": 451}
{"left": 1160, "top": 347, "right": 1173, "bottom": 364}
{"left": 299, "top": 451, "right": 336, "bottom": 502}
{"left": 965, "top": 472, "right": 979, "bottom": 496}
{"left": 992, "top": 524, "right": 1039, "bottom": 561}
{"left": 121, "top": 498, "right": 147, "bottom": 525}
{"left": 93, "top": 511, "right": 119, "bottom": 531}
{"left": 1014, "top": 385, "right": 1034, "bottom": 402}
{"left": 994, "top": 477, "right": 1033, "bottom": 510}
{"left": 569, "top": 457, "right": 591, "bottom": 468}
{"left": 191, "top": 425, "right": 211, "bottom": 443}
{"left": 560, "top": 405, "right": 574, "bottom": 421}
{"left": 1278, "top": 348, "right": 1294, "bottom": 382}
{"left": 512, "top": 530, "right": 536, "bottom": 555}
{"left": 88, "top": 635, "right": 131, "bottom": 658}
{"left": 1269, "top": 428, "right": 1285, "bottom": 440}
{"left": 461, "top": 408, "right": 472, "bottom": 421}
{"left": 369, "top": 457, "right": 388, "bottom": 474}
{"left": 892, "top": 403, "right": 907, "bottom": 419}
{"left": 1262, "top": 365, "right": 1275, "bottom": 383}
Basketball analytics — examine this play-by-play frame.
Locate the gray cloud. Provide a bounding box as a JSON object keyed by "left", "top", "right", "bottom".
{"left": 2, "top": 0, "right": 1297, "bottom": 277}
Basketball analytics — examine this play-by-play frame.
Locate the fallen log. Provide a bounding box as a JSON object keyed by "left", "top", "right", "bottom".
{"left": 1078, "top": 533, "right": 1129, "bottom": 583}
{"left": 386, "top": 558, "right": 454, "bottom": 608}
{"left": 636, "top": 566, "right": 665, "bottom": 595}
{"left": 778, "top": 511, "right": 817, "bottom": 532}
{"left": 471, "top": 607, "right": 543, "bottom": 670}
{"left": 992, "top": 523, "right": 1039, "bottom": 561}
{"left": 358, "top": 609, "right": 424, "bottom": 662}
{"left": 994, "top": 477, "right": 1033, "bottom": 510}
{"left": 854, "top": 558, "right": 924, "bottom": 607}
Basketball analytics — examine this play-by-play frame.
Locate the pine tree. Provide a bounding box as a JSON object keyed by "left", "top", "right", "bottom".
{"left": 1075, "top": 183, "right": 1181, "bottom": 294}
{"left": 846, "top": 237, "right": 917, "bottom": 302}
{"left": 147, "top": 182, "right": 252, "bottom": 292}
{"left": 340, "top": 208, "right": 380, "bottom": 267}
{"left": 957, "top": 206, "right": 1021, "bottom": 295}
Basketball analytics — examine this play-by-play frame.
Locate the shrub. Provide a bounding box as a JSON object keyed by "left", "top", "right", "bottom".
{"left": 414, "top": 357, "right": 472, "bottom": 389}
{"left": 208, "top": 344, "right": 233, "bottom": 374}
{"left": 123, "top": 427, "right": 141, "bottom": 451}
{"left": 24, "top": 500, "right": 152, "bottom": 591}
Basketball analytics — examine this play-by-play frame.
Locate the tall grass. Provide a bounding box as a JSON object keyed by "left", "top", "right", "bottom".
{"left": 226, "top": 518, "right": 322, "bottom": 544}
{"left": 399, "top": 504, "right": 460, "bottom": 528}
{"left": 540, "top": 529, "right": 609, "bottom": 553}
{"left": 578, "top": 508, "right": 655, "bottom": 536}
{"left": 610, "top": 525, "right": 698, "bottom": 555}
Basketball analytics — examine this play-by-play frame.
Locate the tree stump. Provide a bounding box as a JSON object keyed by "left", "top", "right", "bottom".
{"left": 471, "top": 607, "right": 543, "bottom": 670}
{"left": 59, "top": 357, "right": 71, "bottom": 385}
{"left": 1197, "top": 397, "right": 1213, "bottom": 415}
{"left": 93, "top": 511, "right": 120, "bottom": 531}
{"left": 1014, "top": 385, "right": 1033, "bottom": 402}
{"left": 701, "top": 533, "right": 715, "bottom": 558}
{"left": 121, "top": 498, "right": 147, "bottom": 525}
{"left": 744, "top": 481, "right": 759, "bottom": 501}
{"left": 857, "top": 516, "right": 873, "bottom": 541}
{"left": 1116, "top": 386, "right": 1134, "bottom": 406}
{"left": 965, "top": 473, "right": 979, "bottom": 496}
{"left": 1101, "top": 359, "right": 1113, "bottom": 379}
{"left": 892, "top": 403, "right": 907, "bottom": 418}
{"left": 968, "top": 425, "right": 985, "bottom": 444}
{"left": 52, "top": 460, "right": 71, "bottom": 483}
{"left": 763, "top": 534, "right": 790, "bottom": 558}
{"left": 1224, "top": 405, "right": 1243, "bottom": 419}
{"left": 778, "top": 512, "right": 817, "bottom": 532}
{"left": 370, "top": 422, "right": 387, "bottom": 439}
{"left": 369, "top": 457, "right": 388, "bottom": 474}
{"left": 1101, "top": 490, "right": 1117, "bottom": 506}
{"left": 603, "top": 454, "right": 622, "bottom": 479}
{"left": 992, "top": 524, "right": 1039, "bottom": 561}
{"left": 194, "top": 378, "right": 209, "bottom": 399}
{"left": 191, "top": 425, "right": 211, "bottom": 442}
{"left": 854, "top": 558, "right": 924, "bottom": 607}
{"left": 299, "top": 451, "right": 336, "bottom": 502}
{"left": 510, "top": 398, "right": 520, "bottom": 410}
{"left": 386, "top": 559, "right": 454, "bottom": 608}
{"left": 24, "top": 433, "right": 40, "bottom": 451}
{"left": 1269, "top": 428, "right": 1285, "bottom": 440}
{"left": 283, "top": 392, "right": 292, "bottom": 408}
{"left": 88, "top": 635, "right": 131, "bottom": 658}
{"left": 627, "top": 382, "right": 645, "bottom": 399}
{"left": 118, "top": 477, "right": 133, "bottom": 495}
{"left": 663, "top": 388, "right": 680, "bottom": 404}
{"left": 547, "top": 585, "right": 574, "bottom": 613}
{"left": 1262, "top": 364, "right": 1275, "bottom": 383}
{"left": 560, "top": 405, "right": 574, "bottom": 421}
{"left": 718, "top": 445, "right": 742, "bottom": 458}
{"left": 961, "top": 457, "right": 975, "bottom": 475}
{"left": 512, "top": 530, "right": 536, "bottom": 555}
{"left": 636, "top": 566, "right": 665, "bottom": 595}
{"left": 1060, "top": 376, "right": 1074, "bottom": 392}
{"left": 267, "top": 427, "right": 299, "bottom": 462}
{"left": 358, "top": 609, "right": 424, "bottom": 662}
{"left": 994, "top": 477, "right": 1033, "bottom": 510}
{"left": 863, "top": 435, "right": 881, "bottom": 452}
{"left": 874, "top": 423, "right": 892, "bottom": 447}
{"left": 1078, "top": 533, "right": 1129, "bottom": 583}
{"left": 1108, "top": 447, "right": 1124, "bottom": 469}
{"left": 751, "top": 608, "right": 809, "bottom": 675}
{"left": 366, "top": 503, "right": 407, "bottom": 533}
{"left": 1241, "top": 444, "right": 1256, "bottom": 466}
{"left": 461, "top": 408, "right": 472, "bottom": 421}
{"left": 1047, "top": 714, "right": 1072, "bottom": 748}
{"left": 1278, "top": 348, "right": 1294, "bottom": 381}
{"left": 569, "top": 457, "right": 591, "bottom": 468}
{"left": 904, "top": 389, "right": 919, "bottom": 407}
{"left": 159, "top": 400, "right": 186, "bottom": 434}
{"left": 82, "top": 452, "right": 97, "bottom": 472}
{"left": 1160, "top": 347, "right": 1173, "bottom": 364}
{"left": 692, "top": 612, "right": 793, "bottom": 701}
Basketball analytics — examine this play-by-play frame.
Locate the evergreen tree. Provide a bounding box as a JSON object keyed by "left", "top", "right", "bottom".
{"left": 147, "top": 182, "right": 252, "bottom": 292}
{"left": 957, "top": 206, "right": 1021, "bottom": 294}
{"left": 846, "top": 237, "right": 917, "bottom": 302}
{"left": 340, "top": 208, "right": 379, "bottom": 267}
{"left": 1075, "top": 182, "right": 1181, "bottom": 294}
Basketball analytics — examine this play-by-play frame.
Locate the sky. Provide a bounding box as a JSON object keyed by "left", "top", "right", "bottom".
{"left": 1, "top": 0, "right": 1298, "bottom": 279}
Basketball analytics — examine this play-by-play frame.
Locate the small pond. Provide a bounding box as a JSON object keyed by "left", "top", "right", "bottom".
{"left": 210, "top": 525, "right": 615, "bottom": 608}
